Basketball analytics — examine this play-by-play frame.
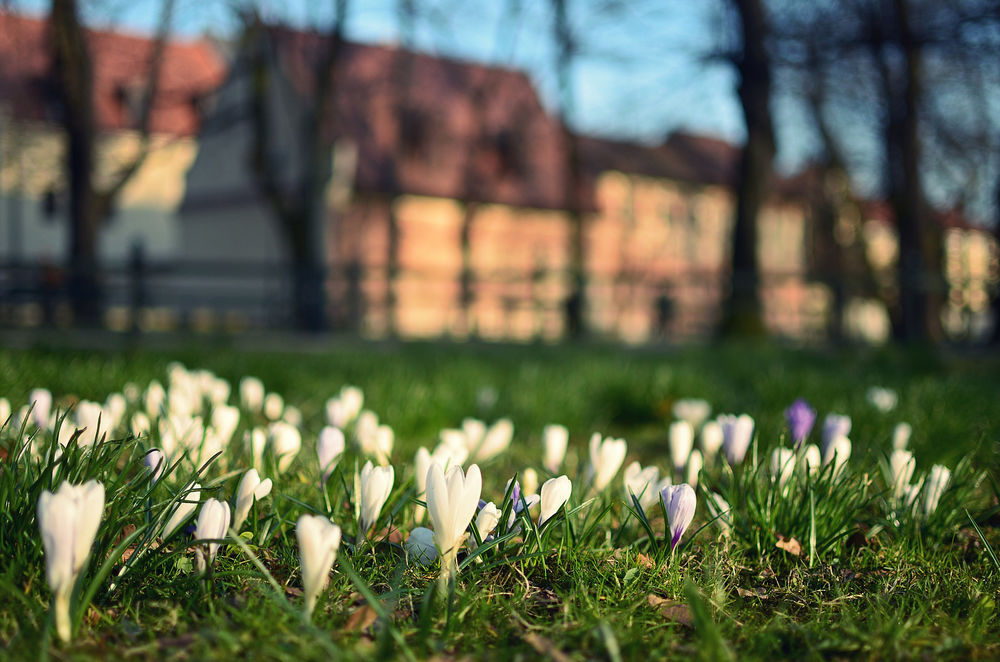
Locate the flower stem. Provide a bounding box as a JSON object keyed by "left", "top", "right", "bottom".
{"left": 438, "top": 547, "right": 457, "bottom": 598}
{"left": 54, "top": 590, "right": 71, "bottom": 643}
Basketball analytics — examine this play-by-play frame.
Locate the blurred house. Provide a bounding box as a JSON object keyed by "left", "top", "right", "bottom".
{"left": 0, "top": 13, "right": 224, "bottom": 265}
{"left": 178, "top": 25, "right": 845, "bottom": 341}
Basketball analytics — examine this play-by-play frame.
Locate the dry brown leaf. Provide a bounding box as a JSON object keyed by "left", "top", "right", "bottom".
{"left": 646, "top": 595, "right": 694, "bottom": 627}
{"left": 524, "top": 632, "right": 574, "bottom": 662}
{"left": 736, "top": 586, "right": 767, "bottom": 599}
{"left": 284, "top": 585, "right": 304, "bottom": 598}
{"left": 775, "top": 535, "right": 802, "bottom": 556}
{"left": 345, "top": 604, "right": 379, "bottom": 632}
{"left": 636, "top": 553, "right": 656, "bottom": 570}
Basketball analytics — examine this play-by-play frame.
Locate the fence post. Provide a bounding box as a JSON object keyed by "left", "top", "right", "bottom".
{"left": 129, "top": 242, "right": 146, "bottom": 335}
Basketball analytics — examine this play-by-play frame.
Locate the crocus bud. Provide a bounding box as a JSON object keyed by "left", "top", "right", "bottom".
{"left": 889, "top": 449, "right": 916, "bottom": 501}
{"left": 263, "top": 393, "right": 284, "bottom": 421}
{"left": 892, "top": 422, "right": 912, "bottom": 450}
{"left": 318, "top": 427, "right": 346, "bottom": 484}
{"left": 821, "top": 414, "right": 851, "bottom": 455}
{"left": 867, "top": 386, "right": 898, "bottom": 412}
{"left": 539, "top": 475, "right": 572, "bottom": 526}
{"left": 470, "top": 419, "right": 513, "bottom": 463}
{"left": 162, "top": 483, "right": 201, "bottom": 539}
{"left": 232, "top": 469, "right": 273, "bottom": 532}
{"left": 37, "top": 480, "right": 105, "bottom": 642}
{"left": 587, "top": 433, "right": 627, "bottom": 491}
{"left": 145, "top": 380, "right": 166, "bottom": 418}
{"left": 29, "top": 388, "right": 53, "bottom": 428}
{"left": 681, "top": 447, "right": 700, "bottom": 485}
{"left": 296, "top": 514, "right": 342, "bottom": 620}
{"left": 268, "top": 421, "right": 301, "bottom": 473}
{"left": 0, "top": 397, "right": 10, "bottom": 426}
{"left": 144, "top": 448, "right": 166, "bottom": 482}
{"left": 700, "top": 421, "right": 724, "bottom": 462}
{"left": 623, "top": 461, "right": 662, "bottom": 511}
{"left": 543, "top": 424, "right": 569, "bottom": 473}
{"left": 131, "top": 412, "right": 151, "bottom": 438}
{"left": 357, "top": 461, "right": 394, "bottom": 537}
{"left": 283, "top": 405, "right": 303, "bottom": 427}
{"left": 706, "top": 492, "right": 731, "bottom": 537}
{"left": 922, "top": 464, "right": 950, "bottom": 517}
{"left": 521, "top": 468, "right": 539, "bottom": 497}
{"left": 210, "top": 404, "right": 241, "bottom": 446}
{"left": 799, "top": 444, "right": 821, "bottom": 475}
{"left": 822, "top": 435, "right": 852, "bottom": 477}
{"left": 245, "top": 427, "right": 267, "bottom": 471}
{"left": 470, "top": 502, "right": 501, "bottom": 551}
{"left": 672, "top": 398, "right": 711, "bottom": 429}
{"left": 239, "top": 377, "right": 265, "bottom": 413}
{"left": 770, "top": 448, "right": 796, "bottom": 488}
{"left": 405, "top": 527, "right": 438, "bottom": 565}
{"left": 784, "top": 398, "right": 816, "bottom": 448}
{"left": 669, "top": 421, "right": 694, "bottom": 472}
{"left": 720, "top": 414, "right": 754, "bottom": 466}
{"left": 195, "top": 498, "right": 231, "bottom": 574}
{"left": 661, "top": 483, "right": 696, "bottom": 551}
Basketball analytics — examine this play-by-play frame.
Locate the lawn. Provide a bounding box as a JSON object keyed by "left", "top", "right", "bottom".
{"left": 0, "top": 340, "right": 998, "bottom": 660}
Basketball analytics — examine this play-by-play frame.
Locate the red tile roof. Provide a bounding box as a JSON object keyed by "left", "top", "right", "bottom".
{"left": 0, "top": 12, "right": 225, "bottom": 136}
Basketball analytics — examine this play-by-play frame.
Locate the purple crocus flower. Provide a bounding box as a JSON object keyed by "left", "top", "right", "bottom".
{"left": 661, "top": 483, "right": 696, "bottom": 551}
{"left": 784, "top": 398, "right": 816, "bottom": 448}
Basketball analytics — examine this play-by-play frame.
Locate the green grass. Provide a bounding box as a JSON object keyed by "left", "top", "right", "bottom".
{"left": 0, "top": 340, "right": 998, "bottom": 660}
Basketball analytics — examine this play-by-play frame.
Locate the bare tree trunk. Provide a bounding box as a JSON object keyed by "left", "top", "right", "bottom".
{"left": 553, "top": 0, "right": 586, "bottom": 339}
{"left": 51, "top": 0, "right": 99, "bottom": 323}
{"left": 721, "top": 0, "right": 775, "bottom": 337}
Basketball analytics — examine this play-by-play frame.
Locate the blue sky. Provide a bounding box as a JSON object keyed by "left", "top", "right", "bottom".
{"left": 15, "top": 1, "right": 763, "bottom": 150}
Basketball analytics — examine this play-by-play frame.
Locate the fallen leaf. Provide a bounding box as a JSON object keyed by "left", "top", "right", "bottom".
{"left": 524, "top": 632, "right": 574, "bottom": 662}
{"left": 284, "top": 585, "right": 303, "bottom": 598}
{"left": 345, "top": 604, "right": 379, "bottom": 632}
{"left": 646, "top": 595, "right": 693, "bottom": 627}
{"left": 636, "top": 553, "right": 656, "bottom": 570}
{"left": 775, "top": 535, "right": 801, "bottom": 556}
{"left": 736, "top": 586, "right": 767, "bottom": 599}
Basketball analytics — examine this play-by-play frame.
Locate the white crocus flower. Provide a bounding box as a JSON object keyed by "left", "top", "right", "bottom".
{"left": 131, "top": 412, "right": 152, "bottom": 439}
{"left": 30, "top": 388, "right": 53, "bottom": 428}
{"left": 922, "top": 464, "right": 951, "bottom": 517}
{"left": 867, "top": 386, "right": 898, "bottom": 412}
{"left": 355, "top": 410, "right": 379, "bottom": 448}
{"left": 296, "top": 514, "right": 342, "bottom": 620}
{"left": 821, "top": 414, "right": 852, "bottom": 456}
{"left": 405, "top": 527, "right": 438, "bottom": 565}
{"left": 162, "top": 483, "right": 201, "bottom": 539}
{"left": 263, "top": 393, "right": 284, "bottom": 421}
{"left": 539, "top": 475, "right": 572, "bottom": 526}
{"left": 144, "top": 448, "right": 166, "bottom": 482}
{"left": 469, "top": 418, "right": 513, "bottom": 463}
{"left": 370, "top": 425, "right": 394, "bottom": 466}
{"left": 37, "top": 480, "right": 105, "bottom": 642}
{"left": 232, "top": 469, "right": 273, "bottom": 532}
{"left": 210, "top": 404, "right": 241, "bottom": 447}
{"left": 685, "top": 449, "right": 704, "bottom": 487}
{"left": 144, "top": 380, "right": 166, "bottom": 418}
{"left": 543, "top": 424, "right": 569, "bottom": 473}
{"left": 469, "top": 502, "right": 501, "bottom": 553}
{"left": 239, "top": 377, "right": 265, "bottom": 413}
{"left": 521, "top": 468, "right": 539, "bottom": 497}
{"left": 889, "top": 449, "right": 916, "bottom": 502}
{"left": 662, "top": 483, "right": 696, "bottom": 552}
{"left": 892, "top": 422, "right": 912, "bottom": 451}
{"left": 318, "top": 427, "right": 346, "bottom": 484}
{"left": 822, "top": 435, "right": 852, "bottom": 477}
{"left": 719, "top": 414, "right": 755, "bottom": 465}
{"left": 194, "top": 499, "right": 231, "bottom": 575}
{"left": 75, "top": 400, "right": 104, "bottom": 445}
{"left": 770, "top": 448, "right": 796, "bottom": 489}
{"left": 700, "top": 420, "right": 724, "bottom": 463}
{"left": 461, "top": 418, "right": 487, "bottom": 452}
{"left": 245, "top": 427, "right": 267, "bottom": 471}
{"left": 282, "top": 405, "right": 303, "bottom": 427}
{"left": 104, "top": 393, "right": 127, "bottom": 431}
{"left": 340, "top": 386, "right": 364, "bottom": 423}
{"left": 268, "top": 421, "right": 301, "bottom": 473}
{"left": 357, "top": 461, "right": 394, "bottom": 538}
{"left": 623, "top": 461, "right": 662, "bottom": 511}
{"left": 706, "top": 492, "right": 732, "bottom": 537}
{"left": 586, "top": 433, "right": 627, "bottom": 491}
{"left": 799, "top": 444, "right": 821, "bottom": 475}
{"left": 436, "top": 430, "right": 470, "bottom": 467}
{"left": 426, "top": 463, "right": 482, "bottom": 585}
{"left": 669, "top": 421, "right": 694, "bottom": 473}
{"left": 0, "top": 397, "right": 10, "bottom": 426}
{"left": 672, "top": 398, "right": 712, "bottom": 429}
